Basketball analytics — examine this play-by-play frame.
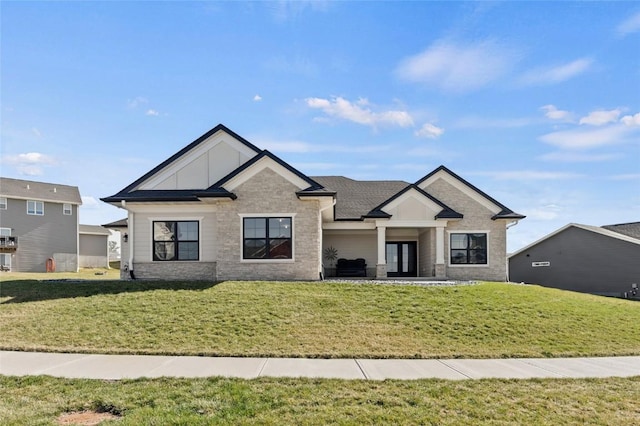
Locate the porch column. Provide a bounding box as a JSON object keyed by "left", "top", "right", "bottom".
{"left": 376, "top": 225, "right": 387, "bottom": 278}
{"left": 435, "top": 225, "right": 446, "bottom": 277}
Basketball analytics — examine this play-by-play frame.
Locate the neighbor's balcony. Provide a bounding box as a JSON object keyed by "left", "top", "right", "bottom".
{"left": 0, "top": 236, "right": 18, "bottom": 252}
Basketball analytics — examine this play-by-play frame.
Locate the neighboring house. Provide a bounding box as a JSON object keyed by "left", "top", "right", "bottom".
{"left": 0, "top": 177, "right": 82, "bottom": 272}
{"left": 508, "top": 222, "right": 640, "bottom": 297}
{"left": 101, "top": 124, "right": 524, "bottom": 281}
{"left": 79, "top": 225, "right": 111, "bottom": 268}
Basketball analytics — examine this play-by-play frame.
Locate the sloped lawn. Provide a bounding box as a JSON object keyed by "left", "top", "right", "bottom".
{"left": 0, "top": 280, "right": 638, "bottom": 358}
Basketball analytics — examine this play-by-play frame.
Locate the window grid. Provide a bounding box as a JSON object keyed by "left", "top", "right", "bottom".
{"left": 152, "top": 221, "right": 199, "bottom": 261}
{"left": 450, "top": 233, "right": 487, "bottom": 265}
{"left": 0, "top": 198, "right": 6, "bottom": 210}
{"left": 63, "top": 203, "right": 72, "bottom": 215}
{"left": 243, "top": 217, "right": 292, "bottom": 260}
{"left": 27, "top": 200, "right": 44, "bottom": 216}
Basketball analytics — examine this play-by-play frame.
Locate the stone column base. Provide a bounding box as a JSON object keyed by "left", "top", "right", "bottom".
{"left": 434, "top": 263, "right": 446, "bottom": 278}
{"left": 376, "top": 264, "right": 387, "bottom": 278}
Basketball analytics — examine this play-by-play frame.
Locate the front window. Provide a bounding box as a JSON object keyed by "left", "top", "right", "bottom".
{"left": 451, "top": 233, "right": 487, "bottom": 264}
{"left": 153, "top": 221, "right": 199, "bottom": 261}
{"left": 243, "top": 217, "right": 292, "bottom": 259}
{"left": 0, "top": 198, "right": 6, "bottom": 209}
{"left": 63, "top": 203, "right": 72, "bottom": 215}
{"left": 27, "top": 200, "right": 44, "bottom": 216}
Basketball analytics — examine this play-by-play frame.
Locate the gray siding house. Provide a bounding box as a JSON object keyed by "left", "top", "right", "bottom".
{"left": 0, "top": 177, "right": 82, "bottom": 272}
{"left": 79, "top": 225, "right": 111, "bottom": 268}
{"left": 102, "top": 124, "right": 525, "bottom": 282}
{"left": 508, "top": 222, "right": 640, "bottom": 297}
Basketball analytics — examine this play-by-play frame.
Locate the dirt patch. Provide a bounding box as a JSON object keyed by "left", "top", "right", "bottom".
{"left": 57, "top": 410, "right": 120, "bottom": 425}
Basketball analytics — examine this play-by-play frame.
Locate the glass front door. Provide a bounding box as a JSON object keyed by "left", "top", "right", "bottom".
{"left": 386, "top": 242, "right": 417, "bottom": 277}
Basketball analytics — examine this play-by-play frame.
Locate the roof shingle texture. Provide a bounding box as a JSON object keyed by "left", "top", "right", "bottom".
{"left": 312, "top": 176, "right": 409, "bottom": 219}
{"left": 0, "top": 177, "right": 82, "bottom": 204}
{"left": 602, "top": 222, "right": 640, "bottom": 240}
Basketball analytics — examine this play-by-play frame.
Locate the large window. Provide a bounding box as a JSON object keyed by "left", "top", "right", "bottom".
{"left": 153, "top": 221, "right": 199, "bottom": 261}
{"left": 243, "top": 217, "right": 292, "bottom": 259}
{"left": 27, "top": 200, "right": 44, "bottom": 216}
{"left": 450, "top": 233, "right": 487, "bottom": 264}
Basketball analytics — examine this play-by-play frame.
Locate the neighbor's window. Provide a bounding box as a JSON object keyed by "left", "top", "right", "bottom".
{"left": 450, "top": 233, "right": 487, "bottom": 264}
{"left": 27, "top": 200, "right": 44, "bottom": 216}
{"left": 153, "top": 221, "right": 199, "bottom": 261}
{"left": 243, "top": 217, "right": 292, "bottom": 259}
{"left": 0, "top": 198, "right": 6, "bottom": 209}
{"left": 63, "top": 203, "right": 72, "bottom": 215}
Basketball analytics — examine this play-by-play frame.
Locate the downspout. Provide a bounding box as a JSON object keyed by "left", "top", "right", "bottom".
{"left": 76, "top": 203, "right": 80, "bottom": 272}
{"left": 318, "top": 198, "right": 337, "bottom": 280}
{"left": 505, "top": 220, "right": 519, "bottom": 281}
{"left": 122, "top": 200, "right": 135, "bottom": 279}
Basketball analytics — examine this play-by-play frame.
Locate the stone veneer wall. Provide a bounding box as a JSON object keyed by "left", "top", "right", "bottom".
{"left": 132, "top": 261, "right": 217, "bottom": 281}
{"left": 215, "top": 168, "right": 321, "bottom": 281}
{"left": 426, "top": 178, "right": 508, "bottom": 281}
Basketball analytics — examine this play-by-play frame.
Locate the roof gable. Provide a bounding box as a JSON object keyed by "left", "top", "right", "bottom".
{"left": 0, "top": 177, "right": 82, "bottom": 205}
{"left": 509, "top": 223, "right": 640, "bottom": 258}
{"left": 416, "top": 166, "right": 524, "bottom": 220}
{"left": 366, "top": 185, "right": 463, "bottom": 220}
{"left": 120, "top": 124, "right": 261, "bottom": 193}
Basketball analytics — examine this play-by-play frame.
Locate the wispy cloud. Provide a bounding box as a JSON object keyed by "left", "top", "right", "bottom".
{"left": 81, "top": 196, "right": 100, "bottom": 208}
{"left": 126, "top": 96, "right": 148, "bottom": 109}
{"left": 621, "top": 112, "right": 640, "bottom": 126}
{"left": 609, "top": 173, "right": 640, "bottom": 181}
{"left": 579, "top": 109, "right": 622, "bottom": 126}
{"left": 472, "top": 170, "right": 584, "bottom": 180}
{"left": 519, "top": 58, "right": 592, "bottom": 86}
{"left": 395, "top": 39, "right": 516, "bottom": 92}
{"left": 415, "top": 123, "right": 444, "bottom": 139}
{"left": 616, "top": 11, "right": 640, "bottom": 37}
{"left": 267, "top": 0, "right": 329, "bottom": 22}
{"left": 145, "top": 109, "right": 160, "bottom": 116}
{"left": 253, "top": 94, "right": 262, "bottom": 102}
{"left": 539, "top": 125, "right": 632, "bottom": 150}
{"left": 264, "top": 55, "right": 319, "bottom": 77}
{"left": 540, "top": 104, "right": 572, "bottom": 121}
{"left": 306, "top": 96, "right": 414, "bottom": 128}
{"left": 454, "top": 116, "right": 536, "bottom": 129}
{"left": 255, "top": 136, "right": 391, "bottom": 154}
{"left": 1, "top": 152, "right": 57, "bottom": 176}
{"left": 539, "top": 151, "right": 621, "bottom": 163}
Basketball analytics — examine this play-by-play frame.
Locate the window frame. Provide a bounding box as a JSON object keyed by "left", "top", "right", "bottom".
{"left": 241, "top": 214, "right": 294, "bottom": 262}
{"left": 27, "top": 200, "right": 44, "bottom": 216}
{"left": 152, "top": 220, "right": 200, "bottom": 262}
{"left": 0, "top": 198, "right": 6, "bottom": 210}
{"left": 63, "top": 203, "right": 72, "bottom": 215}
{"left": 448, "top": 231, "right": 489, "bottom": 266}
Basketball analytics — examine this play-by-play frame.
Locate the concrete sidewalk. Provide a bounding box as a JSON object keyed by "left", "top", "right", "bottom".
{"left": 1, "top": 351, "right": 639, "bottom": 381}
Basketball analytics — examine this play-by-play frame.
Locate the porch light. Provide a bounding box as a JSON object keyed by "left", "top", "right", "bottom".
{"left": 123, "top": 233, "right": 128, "bottom": 243}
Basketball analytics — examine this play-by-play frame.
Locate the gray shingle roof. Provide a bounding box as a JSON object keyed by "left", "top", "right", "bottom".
{"left": 602, "top": 222, "right": 640, "bottom": 240}
{"left": 311, "top": 176, "right": 409, "bottom": 220}
{"left": 79, "top": 224, "right": 111, "bottom": 235}
{"left": 0, "top": 177, "right": 82, "bottom": 204}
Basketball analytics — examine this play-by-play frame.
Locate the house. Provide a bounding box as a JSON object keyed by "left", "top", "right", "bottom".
{"left": 101, "top": 124, "right": 524, "bottom": 281}
{"left": 79, "top": 225, "right": 111, "bottom": 268}
{"left": 0, "top": 177, "right": 82, "bottom": 272}
{"left": 508, "top": 222, "right": 640, "bottom": 297}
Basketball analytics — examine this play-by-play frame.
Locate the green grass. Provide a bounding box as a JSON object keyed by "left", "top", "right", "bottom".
{"left": 1, "top": 375, "right": 639, "bottom": 425}
{"left": 1, "top": 280, "right": 638, "bottom": 358}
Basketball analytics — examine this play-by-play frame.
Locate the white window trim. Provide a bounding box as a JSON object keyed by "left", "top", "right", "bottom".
{"left": 447, "top": 230, "right": 490, "bottom": 267}
{"left": 239, "top": 213, "right": 296, "bottom": 263}
{"left": 0, "top": 198, "right": 6, "bottom": 210}
{"left": 27, "top": 200, "right": 44, "bottom": 216}
{"left": 63, "top": 203, "right": 72, "bottom": 215}
{"left": 0, "top": 227, "right": 11, "bottom": 236}
{"left": 148, "top": 216, "right": 204, "bottom": 262}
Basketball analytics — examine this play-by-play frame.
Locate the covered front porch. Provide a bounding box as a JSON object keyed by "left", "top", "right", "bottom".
{"left": 322, "top": 220, "right": 448, "bottom": 279}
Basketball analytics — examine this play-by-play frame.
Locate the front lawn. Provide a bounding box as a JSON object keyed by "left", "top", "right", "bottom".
{"left": 1, "top": 375, "right": 639, "bottom": 425}
{"left": 1, "top": 280, "right": 638, "bottom": 359}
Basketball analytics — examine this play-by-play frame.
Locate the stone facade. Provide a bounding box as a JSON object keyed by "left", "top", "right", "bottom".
{"left": 426, "top": 178, "right": 508, "bottom": 281}
{"left": 132, "top": 261, "right": 217, "bottom": 281}
{"left": 215, "top": 168, "right": 321, "bottom": 281}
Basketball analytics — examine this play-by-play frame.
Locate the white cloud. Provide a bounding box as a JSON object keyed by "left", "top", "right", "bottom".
{"left": 253, "top": 94, "right": 262, "bottom": 102}
{"left": 539, "top": 151, "right": 620, "bottom": 162}
{"left": 621, "top": 112, "right": 640, "bottom": 127}
{"left": 519, "top": 58, "right": 592, "bottom": 86}
{"left": 539, "top": 125, "right": 634, "bottom": 150}
{"left": 145, "top": 109, "right": 160, "bottom": 116}
{"left": 305, "top": 96, "right": 414, "bottom": 128}
{"left": 523, "top": 204, "right": 563, "bottom": 221}
{"left": 454, "top": 116, "right": 535, "bottom": 129}
{"left": 540, "top": 105, "right": 571, "bottom": 121}
{"left": 609, "top": 173, "right": 640, "bottom": 181}
{"left": 127, "top": 96, "right": 148, "bottom": 109}
{"left": 579, "top": 109, "right": 622, "bottom": 126}
{"left": 81, "top": 196, "right": 100, "bottom": 208}
{"left": 254, "top": 136, "right": 390, "bottom": 154}
{"left": 395, "top": 39, "right": 515, "bottom": 92}
{"left": 415, "top": 123, "right": 444, "bottom": 139}
{"left": 616, "top": 11, "right": 640, "bottom": 37}
{"left": 474, "top": 170, "right": 583, "bottom": 180}
{"left": 1, "top": 152, "right": 57, "bottom": 176}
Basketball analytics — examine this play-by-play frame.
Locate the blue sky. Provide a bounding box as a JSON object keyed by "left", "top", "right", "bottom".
{"left": 2, "top": 1, "right": 639, "bottom": 252}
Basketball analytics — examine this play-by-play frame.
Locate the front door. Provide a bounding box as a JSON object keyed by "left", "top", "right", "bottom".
{"left": 386, "top": 242, "right": 417, "bottom": 277}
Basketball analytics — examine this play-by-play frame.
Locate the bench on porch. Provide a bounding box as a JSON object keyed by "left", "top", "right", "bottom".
{"left": 335, "top": 258, "right": 367, "bottom": 277}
